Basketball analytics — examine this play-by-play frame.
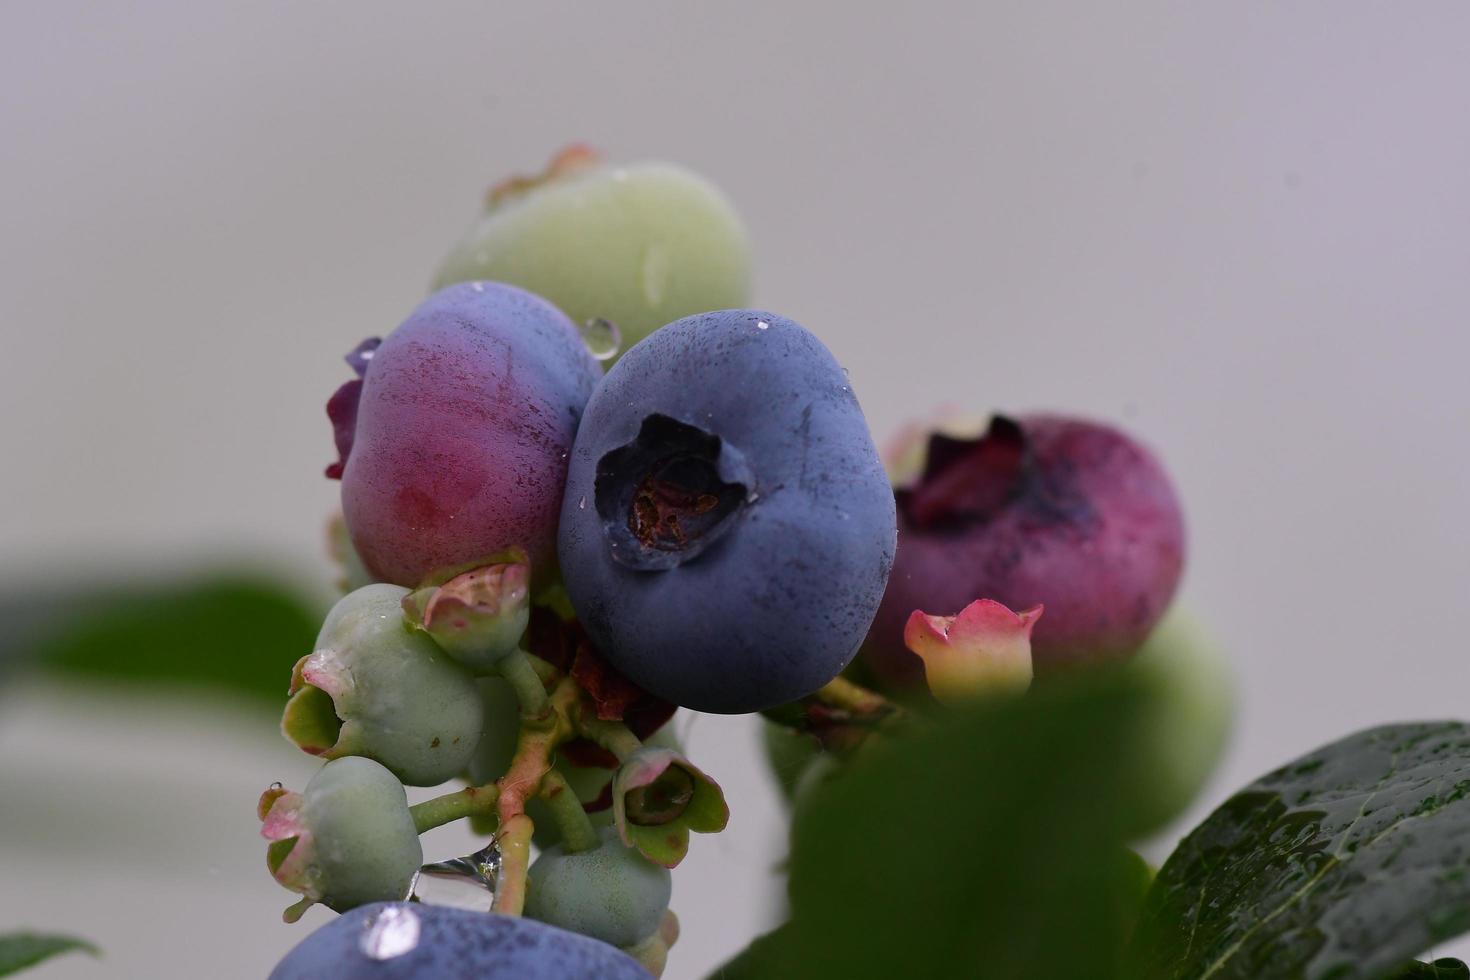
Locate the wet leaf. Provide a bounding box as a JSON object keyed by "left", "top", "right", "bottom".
{"left": 1133, "top": 722, "right": 1470, "bottom": 979}
{"left": 0, "top": 932, "right": 98, "bottom": 975}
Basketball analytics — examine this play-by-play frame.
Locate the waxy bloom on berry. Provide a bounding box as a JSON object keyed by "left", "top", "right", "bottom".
{"left": 259, "top": 757, "right": 423, "bottom": 923}
{"left": 903, "top": 599, "right": 1042, "bottom": 703}
{"left": 611, "top": 747, "right": 728, "bottom": 868}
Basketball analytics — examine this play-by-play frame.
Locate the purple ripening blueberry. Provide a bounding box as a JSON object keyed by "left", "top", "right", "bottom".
{"left": 862, "top": 413, "right": 1185, "bottom": 687}
{"left": 331, "top": 283, "right": 601, "bottom": 588}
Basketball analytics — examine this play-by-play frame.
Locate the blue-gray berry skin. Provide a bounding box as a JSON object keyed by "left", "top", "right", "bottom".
{"left": 557, "top": 310, "right": 896, "bottom": 713}
{"left": 269, "top": 902, "right": 651, "bottom": 979}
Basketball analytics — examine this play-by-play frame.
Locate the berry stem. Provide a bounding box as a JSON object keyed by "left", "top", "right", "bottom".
{"left": 538, "top": 770, "right": 600, "bottom": 853}
{"left": 409, "top": 783, "right": 500, "bottom": 834}
{"left": 491, "top": 813, "right": 535, "bottom": 915}
{"left": 575, "top": 713, "right": 644, "bottom": 762}
{"left": 814, "top": 676, "right": 893, "bottom": 716}
{"left": 498, "top": 648, "right": 551, "bottom": 719}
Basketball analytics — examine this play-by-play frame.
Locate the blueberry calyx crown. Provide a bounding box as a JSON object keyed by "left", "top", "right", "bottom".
{"left": 897, "top": 414, "right": 1093, "bottom": 531}
{"left": 594, "top": 414, "right": 752, "bottom": 571}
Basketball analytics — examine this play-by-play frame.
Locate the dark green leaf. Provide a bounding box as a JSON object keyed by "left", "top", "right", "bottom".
{"left": 1, "top": 573, "right": 322, "bottom": 704}
{"left": 1133, "top": 721, "right": 1470, "bottom": 979}
{"left": 774, "top": 669, "right": 1164, "bottom": 980}
{"left": 706, "top": 925, "right": 794, "bottom": 980}
{"left": 0, "top": 932, "right": 98, "bottom": 975}
{"left": 1391, "top": 959, "right": 1469, "bottom": 980}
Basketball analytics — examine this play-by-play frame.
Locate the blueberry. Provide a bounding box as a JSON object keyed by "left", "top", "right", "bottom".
{"left": 525, "top": 827, "right": 672, "bottom": 948}
{"left": 259, "top": 758, "right": 422, "bottom": 922}
{"left": 337, "top": 282, "right": 601, "bottom": 589}
{"left": 269, "top": 902, "right": 651, "bottom": 979}
{"left": 433, "top": 145, "right": 750, "bottom": 356}
{"left": 281, "top": 584, "right": 483, "bottom": 786}
{"left": 863, "top": 413, "right": 1185, "bottom": 686}
{"left": 557, "top": 311, "right": 896, "bottom": 713}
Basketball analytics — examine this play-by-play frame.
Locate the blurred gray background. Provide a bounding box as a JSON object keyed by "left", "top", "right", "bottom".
{"left": 3, "top": 2, "right": 1469, "bottom": 977}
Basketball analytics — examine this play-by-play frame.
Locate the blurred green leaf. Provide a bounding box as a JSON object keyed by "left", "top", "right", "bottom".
{"left": 756, "top": 669, "right": 1162, "bottom": 980}
{"left": 2, "top": 574, "right": 322, "bottom": 704}
{"left": 1133, "top": 722, "right": 1470, "bottom": 980}
{"left": 1391, "top": 960, "right": 1470, "bottom": 980}
{"left": 0, "top": 932, "right": 97, "bottom": 975}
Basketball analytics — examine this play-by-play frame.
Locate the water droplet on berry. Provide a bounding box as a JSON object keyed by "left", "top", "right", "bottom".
{"left": 470, "top": 281, "right": 486, "bottom": 292}
{"left": 580, "top": 318, "right": 622, "bottom": 361}
{"left": 408, "top": 840, "right": 502, "bottom": 913}
{"left": 269, "top": 781, "right": 283, "bottom": 791}
{"left": 579, "top": 495, "right": 587, "bottom": 510}
{"left": 756, "top": 320, "right": 770, "bottom": 331}
{"left": 359, "top": 905, "right": 421, "bottom": 959}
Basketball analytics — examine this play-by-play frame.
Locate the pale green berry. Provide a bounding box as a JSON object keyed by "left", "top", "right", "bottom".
{"left": 525, "top": 827, "right": 672, "bottom": 947}
{"left": 433, "top": 147, "right": 750, "bottom": 355}
{"left": 282, "top": 584, "right": 483, "bottom": 786}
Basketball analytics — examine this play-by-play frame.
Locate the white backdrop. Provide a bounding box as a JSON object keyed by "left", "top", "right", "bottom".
{"left": 3, "top": 2, "right": 1469, "bottom": 977}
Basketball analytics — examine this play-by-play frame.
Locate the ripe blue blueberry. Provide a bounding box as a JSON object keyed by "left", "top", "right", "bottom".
{"left": 268, "top": 902, "right": 650, "bottom": 979}
{"left": 557, "top": 310, "right": 896, "bottom": 713}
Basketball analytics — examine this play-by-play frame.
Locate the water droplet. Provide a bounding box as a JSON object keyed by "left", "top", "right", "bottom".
{"left": 756, "top": 320, "right": 770, "bottom": 331}
{"left": 470, "top": 281, "right": 486, "bottom": 292}
{"left": 359, "top": 905, "right": 421, "bottom": 959}
{"left": 344, "top": 337, "right": 382, "bottom": 378}
{"left": 408, "top": 840, "right": 503, "bottom": 913}
{"left": 269, "top": 781, "right": 283, "bottom": 791}
{"left": 748, "top": 492, "right": 760, "bottom": 503}
{"left": 580, "top": 318, "right": 622, "bottom": 361}
{"left": 579, "top": 495, "right": 587, "bottom": 510}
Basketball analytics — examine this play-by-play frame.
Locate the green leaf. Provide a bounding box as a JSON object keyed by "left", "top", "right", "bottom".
{"left": 0, "top": 932, "right": 98, "bottom": 975}
{"left": 1133, "top": 721, "right": 1470, "bottom": 980}
{"left": 770, "top": 669, "right": 1165, "bottom": 980}
{"left": 4, "top": 573, "right": 322, "bottom": 704}
{"left": 1391, "top": 960, "right": 1469, "bottom": 980}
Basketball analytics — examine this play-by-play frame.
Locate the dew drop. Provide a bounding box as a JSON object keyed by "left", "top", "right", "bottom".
{"left": 408, "top": 840, "right": 503, "bottom": 913}
{"left": 269, "top": 781, "right": 283, "bottom": 791}
{"left": 470, "top": 281, "right": 486, "bottom": 293}
{"left": 359, "top": 905, "right": 421, "bottom": 960}
{"left": 579, "top": 495, "right": 587, "bottom": 510}
{"left": 756, "top": 320, "right": 770, "bottom": 331}
{"left": 580, "top": 318, "right": 622, "bottom": 361}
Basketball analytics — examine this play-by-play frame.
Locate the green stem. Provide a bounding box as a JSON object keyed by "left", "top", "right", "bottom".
{"left": 499, "top": 649, "right": 550, "bottom": 719}
{"left": 539, "top": 771, "right": 599, "bottom": 853}
{"left": 815, "top": 676, "right": 892, "bottom": 716}
{"left": 577, "top": 714, "right": 644, "bottom": 762}
{"left": 410, "top": 784, "right": 500, "bottom": 834}
{"left": 492, "top": 814, "right": 534, "bottom": 915}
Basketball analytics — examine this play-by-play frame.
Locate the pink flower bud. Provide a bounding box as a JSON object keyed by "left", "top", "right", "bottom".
{"left": 903, "top": 599, "right": 1042, "bottom": 703}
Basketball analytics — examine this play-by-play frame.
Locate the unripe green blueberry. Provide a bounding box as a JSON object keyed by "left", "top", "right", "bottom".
{"left": 283, "top": 584, "right": 483, "bottom": 786}
{"left": 1123, "top": 608, "right": 1234, "bottom": 830}
{"left": 432, "top": 146, "right": 750, "bottom": 355}
{"left": 525, "top": 827, "right": 672, "bottom": 948}
{"left": 259, "top": 757, "right": 423, "bottom": 921}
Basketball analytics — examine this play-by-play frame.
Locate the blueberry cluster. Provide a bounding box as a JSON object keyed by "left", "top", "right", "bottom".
{"left": 262, "top": 147, "right": 1191, "bottom": 978}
